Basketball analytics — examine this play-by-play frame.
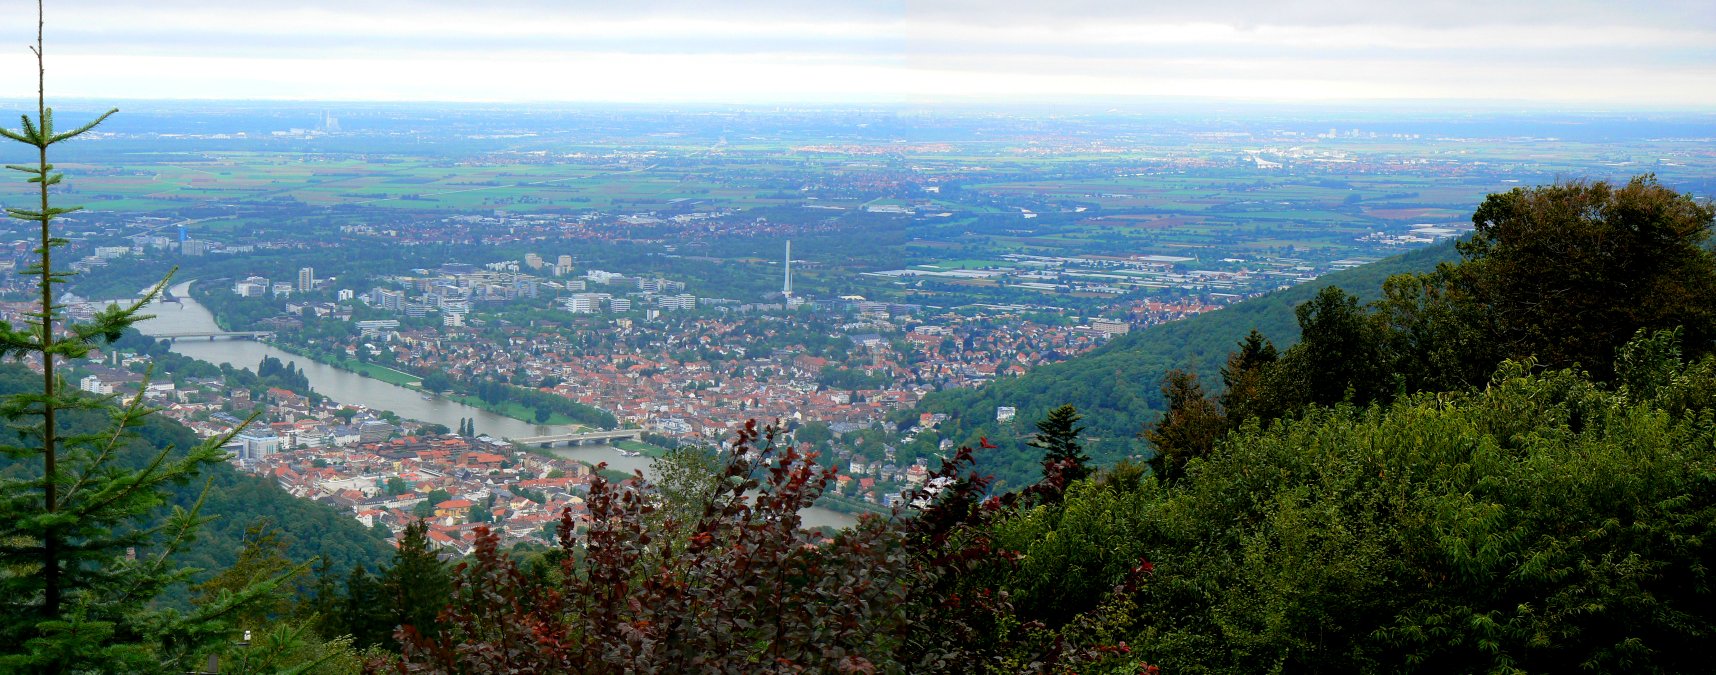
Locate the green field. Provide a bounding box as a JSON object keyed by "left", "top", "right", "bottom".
{"left": 612, "top": 439, "right": 669, "bottom": 458}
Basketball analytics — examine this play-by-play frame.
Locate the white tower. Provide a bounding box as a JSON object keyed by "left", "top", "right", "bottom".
{"left": 783, "top": 240, "right": 793, "bottom": 299}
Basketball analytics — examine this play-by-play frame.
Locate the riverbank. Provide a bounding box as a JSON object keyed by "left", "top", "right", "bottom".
{"left": 816, "top": 494, "right": 894, "bottom": 518}
{"left": 268, "top": 342, "right": 587, "bottom": 428}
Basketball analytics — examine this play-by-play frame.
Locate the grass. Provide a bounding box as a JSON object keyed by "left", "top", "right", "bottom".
{"left": 612, "top": 439, "right": 669, "bottom": 458}
{"left": 270, "top": 344, "right": 424, "bottom": 386}
{"left": 443, "top": 393, "right": 582, "bottom": 427}
{"left": 342, "top": 361, "right": 421, "bottom": 386}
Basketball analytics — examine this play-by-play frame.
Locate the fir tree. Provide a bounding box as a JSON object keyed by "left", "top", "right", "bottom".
{"left": 1027, "top": 404, "right": 1090, "bottom": 483}
{"left": 0, "top": 3, "right": 286, "bottom": 670}
{"left": 1144, "top": 369, "right": 1225, "bottom": 484}
{"left": 340, "top": 566, "right": 391, "bottom": 650}
{"left": 380, "top": 521, "right": 449, "bottom": 647}
{"left": 191, "top": 520, "right": 303, "bottom": 632}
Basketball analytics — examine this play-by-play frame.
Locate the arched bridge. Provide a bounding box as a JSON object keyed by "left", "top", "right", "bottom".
{"left": 512, "top": 429, "right": 645, "bottom": 448}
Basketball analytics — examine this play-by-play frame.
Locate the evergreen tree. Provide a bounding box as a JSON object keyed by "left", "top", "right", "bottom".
{"left": 340, "top": 566, "right": 391, "bottom": 650}
{"left": 191, "top": 519, "right": 304, "bottom": 632}
{"left": 0, "top": 5, "right": 284, "bottom": 670}
{"left": 299, "top": 559, "right": 343, "bottom": 636}
{"left": 1027, "top": 404, "right": 1089, "bottom": 483}
{"left": 1144, "top": 369, "right": 1225, "bottom": 483}
{"left": 1284, "top": 285, "right": 1387, "bottom": 408}
{"left": 1218, "top": 329, "right": 1279, "bottom": 425}
{"left": 381, "top": 521, "right": 449, "bottom": 647}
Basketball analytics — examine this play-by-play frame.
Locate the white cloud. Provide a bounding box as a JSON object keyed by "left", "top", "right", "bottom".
{"left": 0, "top": 0, "right": 1710, "bottom": 105}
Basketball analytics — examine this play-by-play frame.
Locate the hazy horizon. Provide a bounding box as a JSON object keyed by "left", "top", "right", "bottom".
{"left": 0, "top": 0, "right": 1711, "bottom": 108}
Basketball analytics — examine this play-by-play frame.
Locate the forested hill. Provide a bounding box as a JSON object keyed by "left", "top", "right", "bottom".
{"left": 0, "top": 364, "right": 394, "bottom": 605}
{"left": 916, "top": 239, "right": 1461, "bottom": 490}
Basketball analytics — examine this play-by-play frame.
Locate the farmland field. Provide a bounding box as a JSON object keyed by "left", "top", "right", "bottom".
{"left": 2, "top": 102, "right": 1711, "bottom": 314}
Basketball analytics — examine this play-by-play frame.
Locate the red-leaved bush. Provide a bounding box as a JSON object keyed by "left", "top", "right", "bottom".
{"left": 388, "top": 421, "right": 1155, "bottom": 673}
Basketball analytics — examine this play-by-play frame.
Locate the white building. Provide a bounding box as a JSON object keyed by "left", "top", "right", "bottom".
{"left": 80, "top": 375, "right": 113, "bottom": 395}
{"left": 236, "top": 431, "right": 280, "bottom": 461}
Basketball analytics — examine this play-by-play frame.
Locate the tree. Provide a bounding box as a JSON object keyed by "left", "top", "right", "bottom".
{"left": 385, "top": 476, "right": 411, "bottom": 496}
{"left": 1027, "top": 404, "right": 1090, "bottom": 483}
{"left": 1091, "top": 346, "right": 1716, "bottom": 672}
{"left": 0, "top": 6, "right": 284, "bottom": 670}
{"left": 420, "top": 371, "right": 451, "bottom": 395}
{"left": 647, "top": 445, "right": 724, "bottom": 538}
{"left": 1143, "top": 370, "right": 1224, "bottom": 484}
{"left": 192, "top": 520, "right": 304, "bottom": 631}
{"left": 1447, "top": 175, "right": 1716, "bottom": 380}
{"left": 381, "top": 521, "right": 450, "bottom": 649}
{"left": 1217, "top": 329, "right": 1279, "bottom": 425}
{"left": 339, "top": 566, "right": 391, "bottom": 650}
{"left": 1283, "top": 285, "right": 1387, "bottom": 408}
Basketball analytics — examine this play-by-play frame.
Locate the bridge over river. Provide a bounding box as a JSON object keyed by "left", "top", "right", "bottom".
{"left": 512, "top": 429, "right": 645, "bottom": 448}
{"left": 150, "top": 330, "right": 275, "bottom": 341}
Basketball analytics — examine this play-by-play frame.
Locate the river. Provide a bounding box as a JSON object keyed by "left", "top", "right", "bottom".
{"left": 132, "top": 281, "right": 856, "bottom": 529}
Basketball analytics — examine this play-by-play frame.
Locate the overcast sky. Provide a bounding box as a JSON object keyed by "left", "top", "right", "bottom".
{"left": 0, "top": 0, "right": 1712, "bottom": 107}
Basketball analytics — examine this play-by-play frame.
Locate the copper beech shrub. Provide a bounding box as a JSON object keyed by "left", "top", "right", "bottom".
{"left": 388, "top": 421, "right": 1156, "bottom": 674}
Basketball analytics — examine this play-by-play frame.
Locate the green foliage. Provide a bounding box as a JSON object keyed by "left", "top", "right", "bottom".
{"left": 1280, "top": 285, "right": 1389, "bottom": 407}
{"left": 419, "top": 371, "right": 451, "bottom": 394}
{"left": 463, "top": 378, "right": 616, "bottom": 429}
{"left": 999, "top": 346, "right": 1716, "bottom": 672}
{"left": 0, "top": 12, "right": 288, "bottom": 670}
{"left": 379, "top": 521, "right": 449, "bottom": 649}
{"left": 1027, "top": 403, "right": 1089, "bottom": 483}
{"left": 980, "top": 178, "right": 1716, "bottom": 671}
{"left": 647, "top": 444, "right": 724, "bottom": 538}
{"left": 1451, "top": 175, "right": 1716, "bottom": 380}
{"left": 192, "top": 520, "right": 306, "bottom": 632}
{"left": 918, "top": 240, "right": 1460, "bottom": 489}
{"left": 1142, "top": 370, "right": 1222, "bottom": 484}
{"left": 990, "top": 479, "right": 1159, "bottom": 627}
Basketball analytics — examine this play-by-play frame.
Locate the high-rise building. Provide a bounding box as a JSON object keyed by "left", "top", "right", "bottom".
{"left": 524, "top": 253, "right": 544, "bottom": 270}
{"left": 555, "top": 254, "right": 575, "bottom": 277}
{"left": 297, "top": 266, "right": 316, "bottom": 293}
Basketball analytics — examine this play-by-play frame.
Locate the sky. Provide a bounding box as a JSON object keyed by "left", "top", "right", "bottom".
{"left": 0, "top": 0, "right": 1712, "bottom": 107}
